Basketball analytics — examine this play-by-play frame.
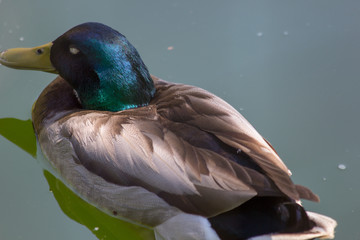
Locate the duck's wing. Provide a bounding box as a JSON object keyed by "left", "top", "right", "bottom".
{"left": 56, "top": 104, "right": 292, "bottom": 217}
{"left": 152, "top": 77, "right": 304, "bottom": 201}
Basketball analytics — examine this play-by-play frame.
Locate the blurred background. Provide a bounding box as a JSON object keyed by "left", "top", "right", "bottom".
{"left": 0, "top": 0, "right": 359, "bottom": 239}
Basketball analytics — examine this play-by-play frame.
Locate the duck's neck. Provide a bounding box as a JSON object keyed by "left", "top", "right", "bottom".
{"left": 74, "top": 40, "right": 155, "bottom": 112}
{"left": 76, "top": 66, "right": 155, "bottom": 112}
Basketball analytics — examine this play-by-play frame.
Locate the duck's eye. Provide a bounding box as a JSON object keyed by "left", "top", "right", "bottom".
{"left": 36, "top": 48, "right": 44, "bottom": 55}
{"left": 69, "top": 47, "right": 80, "bottom": 55}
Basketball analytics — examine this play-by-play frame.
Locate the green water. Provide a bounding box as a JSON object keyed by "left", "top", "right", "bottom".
{"left": 0, "top": 0, "right": 359, "bottom": 239}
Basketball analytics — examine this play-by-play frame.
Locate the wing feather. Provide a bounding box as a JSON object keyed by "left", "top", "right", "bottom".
{"left": 57, "top": 107, "right": 282, "bottom": 216}
{"left": 152, "top": 77, "right": 299, "bottom": 200}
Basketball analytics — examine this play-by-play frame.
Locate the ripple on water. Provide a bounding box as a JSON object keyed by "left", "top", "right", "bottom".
{"left": 338, "top": 163, "right": 346, "bottom": 170}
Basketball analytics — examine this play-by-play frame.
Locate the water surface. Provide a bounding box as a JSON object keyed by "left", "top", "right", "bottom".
{"left": 0, "top": 1, "right": 359, "bottom": 239}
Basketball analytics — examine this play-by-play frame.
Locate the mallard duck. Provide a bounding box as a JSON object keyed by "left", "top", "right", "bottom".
{"left": 0, "top": 22, "right": 336, "bottom": 240}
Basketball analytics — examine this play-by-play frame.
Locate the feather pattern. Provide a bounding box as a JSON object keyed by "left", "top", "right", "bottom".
{"left": 152, "top": 77, "right": 298, "bottom": 200}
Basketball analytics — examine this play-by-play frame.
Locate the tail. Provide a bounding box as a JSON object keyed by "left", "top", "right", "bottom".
{"left": 209, "top": 197, "right": 336, "bottom": 240}
{"left": 249, "top": 211, "right": 337, "bottom": 240}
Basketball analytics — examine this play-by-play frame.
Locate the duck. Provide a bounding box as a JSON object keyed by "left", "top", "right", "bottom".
{"left": 0, "top": 22, "right": 336, "bottom": 240}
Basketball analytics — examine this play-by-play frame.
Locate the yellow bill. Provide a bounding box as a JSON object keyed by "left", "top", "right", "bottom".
{"left": 0, "top": 42, "right": 57, "bottom": 73}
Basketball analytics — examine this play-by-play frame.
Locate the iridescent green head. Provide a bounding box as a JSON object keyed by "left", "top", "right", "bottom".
{"left": 0, "top": 22, "right": 155, "bottom": 111}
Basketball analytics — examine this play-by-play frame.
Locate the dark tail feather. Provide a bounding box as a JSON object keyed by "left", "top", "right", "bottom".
{"left": 295, "top": 184, "right": 320, "bottom": 202}
{"left": 208, "top": 197, "right": 314, "bottom": 240}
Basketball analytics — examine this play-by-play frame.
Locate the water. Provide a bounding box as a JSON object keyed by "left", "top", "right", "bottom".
{"left": 1, "top": 0, "right": 359, "bottom": 239}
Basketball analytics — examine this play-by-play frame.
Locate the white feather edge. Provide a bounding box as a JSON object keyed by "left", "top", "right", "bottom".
{"left": 154, "top": 213, "right": 220, "bottom": 240}
{"left": 249, "top": 211, "right": 337, "bottom": 240}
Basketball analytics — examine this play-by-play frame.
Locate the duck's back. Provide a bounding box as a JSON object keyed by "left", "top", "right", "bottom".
{"left": 33, "top": 76, "right": 331, "bottom": 239}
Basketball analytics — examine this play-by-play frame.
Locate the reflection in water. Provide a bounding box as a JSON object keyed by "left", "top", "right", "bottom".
{"left": 0, "top": 117, "right": 154, "bottom": 240}
{"left": 0, "top": 118, "right": 36, "bottom": 157}
{"left": 43, "top": 170, "right": 154, "bottom": 240}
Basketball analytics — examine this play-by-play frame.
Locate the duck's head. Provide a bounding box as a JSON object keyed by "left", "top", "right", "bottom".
{"left": 0, "top": 22, "right": 155, "bottom": 111}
